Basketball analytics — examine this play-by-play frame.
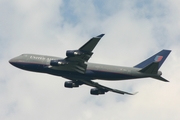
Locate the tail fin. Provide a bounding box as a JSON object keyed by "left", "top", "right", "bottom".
{"left": 134, "top": 49, "right": 171, "bottom": 69}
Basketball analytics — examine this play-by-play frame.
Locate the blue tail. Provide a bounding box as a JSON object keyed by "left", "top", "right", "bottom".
{"left": 134, "top": 49, "right": 171, "bottom": 69}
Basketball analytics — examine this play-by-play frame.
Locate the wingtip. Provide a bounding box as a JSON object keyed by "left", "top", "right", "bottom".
{"left": 96, "top": 34, "right": 105, "bottom": 38}
{"left": 133, "top": 92, "right": 138, "bottom": 95}
{"left": 164, "top": 80, "right": 170, "bottom": 82}
{"left": 128, "top": 92, "right": 138, "bottom": 95}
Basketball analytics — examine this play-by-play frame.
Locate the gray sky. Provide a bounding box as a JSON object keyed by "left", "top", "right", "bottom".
{"left": 0, "top": 0, "right": 180, "bottom": 120}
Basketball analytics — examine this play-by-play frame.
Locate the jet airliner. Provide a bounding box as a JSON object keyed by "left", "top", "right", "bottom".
{"left": 9, "top": 34, "right": 171, "bottom": 95}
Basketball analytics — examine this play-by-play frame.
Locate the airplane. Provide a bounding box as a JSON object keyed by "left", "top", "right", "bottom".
{"left": 9, "top": 34, "right": 171, "bottom": 95}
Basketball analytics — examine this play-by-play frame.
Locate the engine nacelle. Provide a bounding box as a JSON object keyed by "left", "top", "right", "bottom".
{"left": 66, "top": 50, "right": 82, "bottom": 57}
{"left": 50, "top": 60, "right": 68, "bottom": 66}
{"left": 90, "top": 88, "right": 105, "bottom": 95}
{"left": 64, "top": 81, "right": 79, "bottom": 88}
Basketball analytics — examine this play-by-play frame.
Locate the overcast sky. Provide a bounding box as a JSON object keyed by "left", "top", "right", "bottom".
{"left": 1, "top": 0, "right": 180, "bottom": 120}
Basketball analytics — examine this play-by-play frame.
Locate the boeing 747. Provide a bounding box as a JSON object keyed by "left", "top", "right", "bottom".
{"left": 9, "top": 34, "right": 171, "bottom": 95}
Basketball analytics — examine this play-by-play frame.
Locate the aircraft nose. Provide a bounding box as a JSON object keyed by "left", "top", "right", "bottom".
{"left": 9, "top": 58, "right": 16, "bottom": 65}
{"left": 9, "top": 55, "right": 26, "bottom": 69}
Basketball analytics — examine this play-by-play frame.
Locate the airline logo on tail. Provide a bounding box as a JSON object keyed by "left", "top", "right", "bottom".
{"left": 154, "top": 56, "right": 163, "bottom": 62}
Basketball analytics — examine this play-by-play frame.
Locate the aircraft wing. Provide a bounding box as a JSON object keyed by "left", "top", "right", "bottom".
{"left": 80, "top": 79, "right": 137, "bottom": 95}
{"left": 50, "top": 34, "right": 104, "bottom": 74}
{"left": 65, "top": 34, "right": 104, "bottom": 62}
{"left": 63, "top": 76, "right": 137, "bottom": 95}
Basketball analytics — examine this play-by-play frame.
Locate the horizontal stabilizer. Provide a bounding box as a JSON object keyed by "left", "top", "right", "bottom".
{"left": 139, "top": 62, "right": 159, "bottom": 74}
{"left": 152, "top": 76, "right": 169, "bottom": 82}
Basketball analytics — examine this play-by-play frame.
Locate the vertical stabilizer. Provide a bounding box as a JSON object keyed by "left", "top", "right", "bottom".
{"left": 134, "top": 50, "right": 171, "bottom": 69}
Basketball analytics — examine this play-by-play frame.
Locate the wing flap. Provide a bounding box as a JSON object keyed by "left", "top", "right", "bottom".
{"left": 72, "top": 64, "right": 87, "bottom": 74}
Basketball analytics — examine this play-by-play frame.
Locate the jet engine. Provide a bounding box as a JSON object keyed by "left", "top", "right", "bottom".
{"left": 64, "top": 81, "right": 79, "bottom": 88}
{"left": 50, "top": 60, "right": 68, "bottom": 66}
{"left": 90, "top": 88, "right": 106, "bottom": 95}
{"left": 66, "top": 50, "right": 82, "bottom": 57}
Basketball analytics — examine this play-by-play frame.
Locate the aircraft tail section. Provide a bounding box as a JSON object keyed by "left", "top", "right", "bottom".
{"left": 134, "top": 50, "right": 171, "bottom": 69}
{"left": 139, "top": 62, "right": 159, "bottom": 74}
{"left": 135, "top": 50, "right": 171, "bottom": 82}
